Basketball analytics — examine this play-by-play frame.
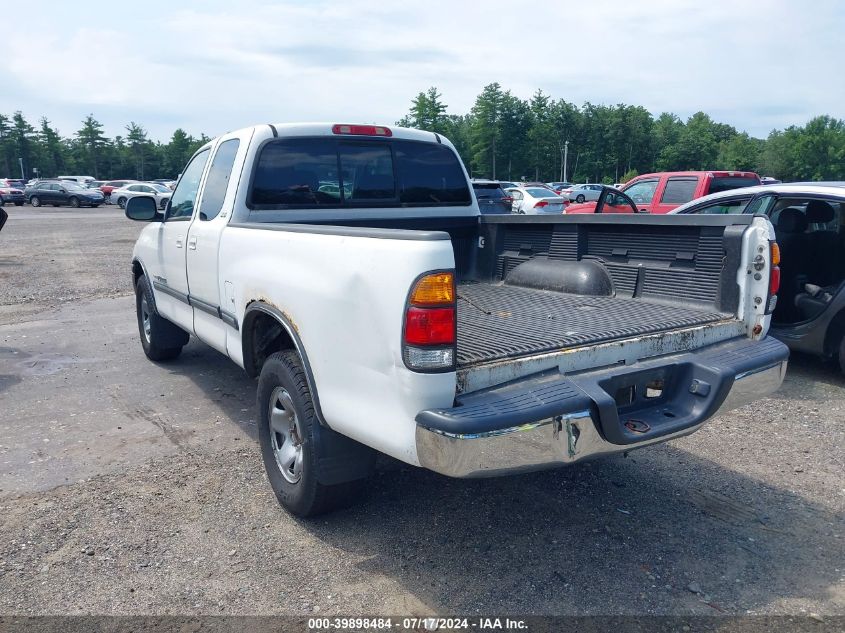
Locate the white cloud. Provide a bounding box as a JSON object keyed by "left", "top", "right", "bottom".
{"left": 0, "top": 0, "right": 842, "bottom": 140}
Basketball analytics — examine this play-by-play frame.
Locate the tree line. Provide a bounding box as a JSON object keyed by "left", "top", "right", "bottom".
{"left": 3, "top": 85, "right": 843, "bottom": 184}
{"left": 398, "top": 84, "right": 845, "bottom": 184}
{"left": 0, "top": 113, "right": 209, "bottom": 181}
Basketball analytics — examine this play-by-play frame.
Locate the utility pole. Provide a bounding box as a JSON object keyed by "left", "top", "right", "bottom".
{"left": 562, "top": 140, "right": 569, "bottom": 183}
{"left": 18, "top": 158, "right": 24, "bottom": 180}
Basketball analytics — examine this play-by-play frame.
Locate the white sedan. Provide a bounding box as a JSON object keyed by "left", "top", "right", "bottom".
{"left": 112, "top": 183, "right": 173, "bottom": 210}
{"left": 505, "top": 187, "right": 566, "bottom": 214}
{"left": 561, "top": 183, "right": 604, "bottom": 203}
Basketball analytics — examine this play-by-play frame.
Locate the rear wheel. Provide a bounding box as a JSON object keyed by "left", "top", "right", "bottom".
{"left": 576, "top": 194, "right": 586, "bottom": 203}
{"left": 29, "top": 196, "right": 41, "bottom": 207}
{"left": 135, "top": 274, "right": 188, "bottom": 361}
{"left": 69, "top": 197, "right": 80, "bottom": 208}
{"left": 837, "top": 335, "right": 845, "bottom": 375}
{"left": 117, "top": 197, "right": 127, "bottom": 209}
{"left": 258, "top": 351, "right": 374, "bottom": 517}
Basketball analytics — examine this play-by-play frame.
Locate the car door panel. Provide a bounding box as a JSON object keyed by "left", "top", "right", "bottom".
{"left": 187, "top": 129, "right": 253, "bottom": 354}
{"left": 154, "top": 149, "right": 212, "bottom": 332}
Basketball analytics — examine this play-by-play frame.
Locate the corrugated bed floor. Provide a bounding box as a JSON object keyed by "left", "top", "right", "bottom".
{"left": 456, "top": 283, "right": 730, "bottom": 367}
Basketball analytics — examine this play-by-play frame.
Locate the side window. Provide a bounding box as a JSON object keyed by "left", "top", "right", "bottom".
{"left": 169, "top": 149, "right": 211, "bottom": 220}
{"left": 690, "top": 197, "right": 752, "bottom": 214}
{"left": 661, "top": 178, "right": 698, "bottom": 204}
{"left": 127, "top": 185, "right": 140, "bottom": 192}
{"left": 745, "top": 195, "right": 776, "bottom": 216}
{"left": 623, "top": 179, "right": 658, "bottom": 204}
{"left": 199, "top": 139, "right": 240, "bottom": 221}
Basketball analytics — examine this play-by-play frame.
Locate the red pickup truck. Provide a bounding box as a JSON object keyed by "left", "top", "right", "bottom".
{"left": 565, "top": 171, "right": 761, "bottom": 214}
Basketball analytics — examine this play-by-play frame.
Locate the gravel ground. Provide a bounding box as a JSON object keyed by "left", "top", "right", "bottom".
{"left": 0, "top": 205, "right": 842, "bottom": 618}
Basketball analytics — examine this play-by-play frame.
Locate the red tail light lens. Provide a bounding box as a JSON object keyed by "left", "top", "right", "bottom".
{"left": 534, "top": 200, "right": 548, "bottom": 208}
{"left": 501, "top": 196, "right": 513, "bottom": 203}
{"left": 769, "top": 265, "right": 780, "bottom": 295}
{"left": 404, "top": 307, "right": 455, "bottom": 345}
{"left": 403, "top": 271, "right": 457, "bottom": 371}
{"left": 332, "top": 124, "right": 392, "bottom": 137}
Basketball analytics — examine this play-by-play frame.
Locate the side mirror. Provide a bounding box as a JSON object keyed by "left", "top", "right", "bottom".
{"left": 125, "top": 195, "right": 161, "bottom": 221}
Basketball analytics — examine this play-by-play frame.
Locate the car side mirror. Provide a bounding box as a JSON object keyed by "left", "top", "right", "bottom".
{"left": 125, "top": 195, "right": 161, "bottom": 221}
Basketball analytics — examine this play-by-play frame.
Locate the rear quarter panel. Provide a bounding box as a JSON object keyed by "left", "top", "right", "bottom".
{"left": 219, "top": 225, "right": 459, "bottom": 465}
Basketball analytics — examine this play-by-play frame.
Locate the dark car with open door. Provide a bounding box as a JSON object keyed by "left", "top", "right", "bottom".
{"left": 672, "top": 182, "right": 845, "bottom": 372}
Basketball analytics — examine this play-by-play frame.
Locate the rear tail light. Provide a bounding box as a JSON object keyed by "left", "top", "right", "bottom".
{"left": 534, "top": 200, "right": 548, "bottom": 208}
{"left": 403, "top": 271, "right": 456, "bottom": 372}
{"left": 501, "top": 196, "right": 513, "bottom": 203}
{"left": 766, "top": 240, "right": 780, "bottom": 313}
{"left": 332, "top": 124, "right": 392, "bottom": 137}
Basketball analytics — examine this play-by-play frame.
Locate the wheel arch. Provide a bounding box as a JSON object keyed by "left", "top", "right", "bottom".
{"left": 242, "top": 302, "right": 327, "bottom": 426}
{"left": 132, "top": 258, "right": 156, "bottom": 311}
{"left": 823, "top": 306, "right": 845, "bottom": 357}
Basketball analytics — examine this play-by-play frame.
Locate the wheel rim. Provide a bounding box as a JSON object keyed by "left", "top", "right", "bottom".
{"left": 268, "top": 387, "right": 304, "bottom": 484}
{"left": 31, "top": 197, "right": 40, "bottom": 207}
{"left": 140, "top": 294, "right": 151, "bottom": 344}
{"left": 70, "top": 197, "right": 79, "bottom": 208}
{"left": 118, "top": 198, "right": 126, "bottom": 208}
{"left": 577, "top": 195, "right": 585, "bottom": 203}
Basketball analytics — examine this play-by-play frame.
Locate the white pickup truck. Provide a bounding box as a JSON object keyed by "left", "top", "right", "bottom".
{"left": 126, "top": 123, "right": 788, "bottom": 516}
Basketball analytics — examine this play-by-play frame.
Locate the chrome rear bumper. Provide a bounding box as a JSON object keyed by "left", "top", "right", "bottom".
{"left": 416, "top": 358, "right": 787, "bottom": 479}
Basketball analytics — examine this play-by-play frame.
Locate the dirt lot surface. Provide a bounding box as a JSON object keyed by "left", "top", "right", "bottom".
{"left": 0, "top": 205, "right": 843, "bottom": 618}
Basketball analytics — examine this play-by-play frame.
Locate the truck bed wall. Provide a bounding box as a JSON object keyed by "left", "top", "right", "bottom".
{"left": 474, "top": 215, "right": 755, "bottom": 314}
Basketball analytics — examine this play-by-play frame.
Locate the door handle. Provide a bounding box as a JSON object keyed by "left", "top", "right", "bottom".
{"left": 188, "top": 237, "right": 197, "bottom": 250}
{"left": 175, "top": 238, "right": 183, "bottom": 248}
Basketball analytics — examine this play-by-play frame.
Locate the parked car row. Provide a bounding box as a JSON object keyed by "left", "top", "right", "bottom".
{"left": 5, "top": 177, "right": 177, "bottom": 209}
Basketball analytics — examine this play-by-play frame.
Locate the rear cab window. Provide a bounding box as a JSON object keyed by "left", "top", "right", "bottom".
{"left": 660, "top": 178, "right": 698, "bottom": 204}
{"left": 707, "top": 176, "right": 760, "bottom": 195}
{"left": 248, "top": 137, "right": 471, "bottom": 214}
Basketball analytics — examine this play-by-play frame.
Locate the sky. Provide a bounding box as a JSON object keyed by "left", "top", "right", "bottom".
{"left": 1, "top": 0, "right": 843, "bottom": 143}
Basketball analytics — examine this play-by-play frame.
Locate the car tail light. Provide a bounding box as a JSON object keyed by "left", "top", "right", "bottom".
{"left": 766, "top": 241, "right": 780, "bottom": 313}
{"left": 403, "top": 271, "right": 456, "bottom": 372}
{"left": 501, "top": 196, "right": 513, "bottom": 203}
{"left": 534, "top": 200, "right": 548, "bottom": 208}
{"left": 332, "top": 124, "right": 392, "bottom": 137}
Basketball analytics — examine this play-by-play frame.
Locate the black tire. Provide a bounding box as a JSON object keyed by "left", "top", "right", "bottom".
{"left": 117, "top": 197, "right": 127, "bottom": 209}
{"left": 135, "top": 275, "right": 189, "bottom": 362}
{"left": 30, "top": 196, "right": 41, "bottom": 207}
{"left": 14, "top": 202, "right": 22, "bottom": 206}
{"left": 69, "top": 196, "right": 80, "bottom": 208}
{"left": 576, "top": 194, "right": 586, "bottom": 203}
{"left": 91, "top": 204, "right": 100, "bottom": 208}
{"left": 159, "top": 198, "right": 168, "bottom": 210}
{"left": 257, "top": 351, "right": 374, "bottom": 517}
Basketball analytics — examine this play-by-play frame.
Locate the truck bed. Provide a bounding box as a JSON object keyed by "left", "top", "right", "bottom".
{"left": 456, "top": 282, "right": 731, "bottom": 368}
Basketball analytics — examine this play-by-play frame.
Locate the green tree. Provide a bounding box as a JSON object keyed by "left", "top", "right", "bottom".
{"left": 37, "top": 118, "right": 67, "bottom": 177}
{"left": 716, "top": 133, "right": 763, "bottom": 171}
{"left": 75, "top": 115, "right": 108, "bottom": 177}
{"left": 469, "top": 83, "right": 506, "bottom": 178}
{"left": 10, "top": 112, "right": 37, "bottom": 179}
{"left": 398, "top": 86, "right": 449, "bottom": 135}
{"left": 126, "top": 122, "right": 151, "bottom": 179}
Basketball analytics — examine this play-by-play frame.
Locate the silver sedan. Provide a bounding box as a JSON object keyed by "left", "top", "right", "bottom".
{"left": 505, "top": 187, "right": 566, "bottom": 214}
{"left": 562, "top": 183, "right": 604, "bottom": 203}
{"left": 112, "top": 183, "right": 173, "bottom": 210}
